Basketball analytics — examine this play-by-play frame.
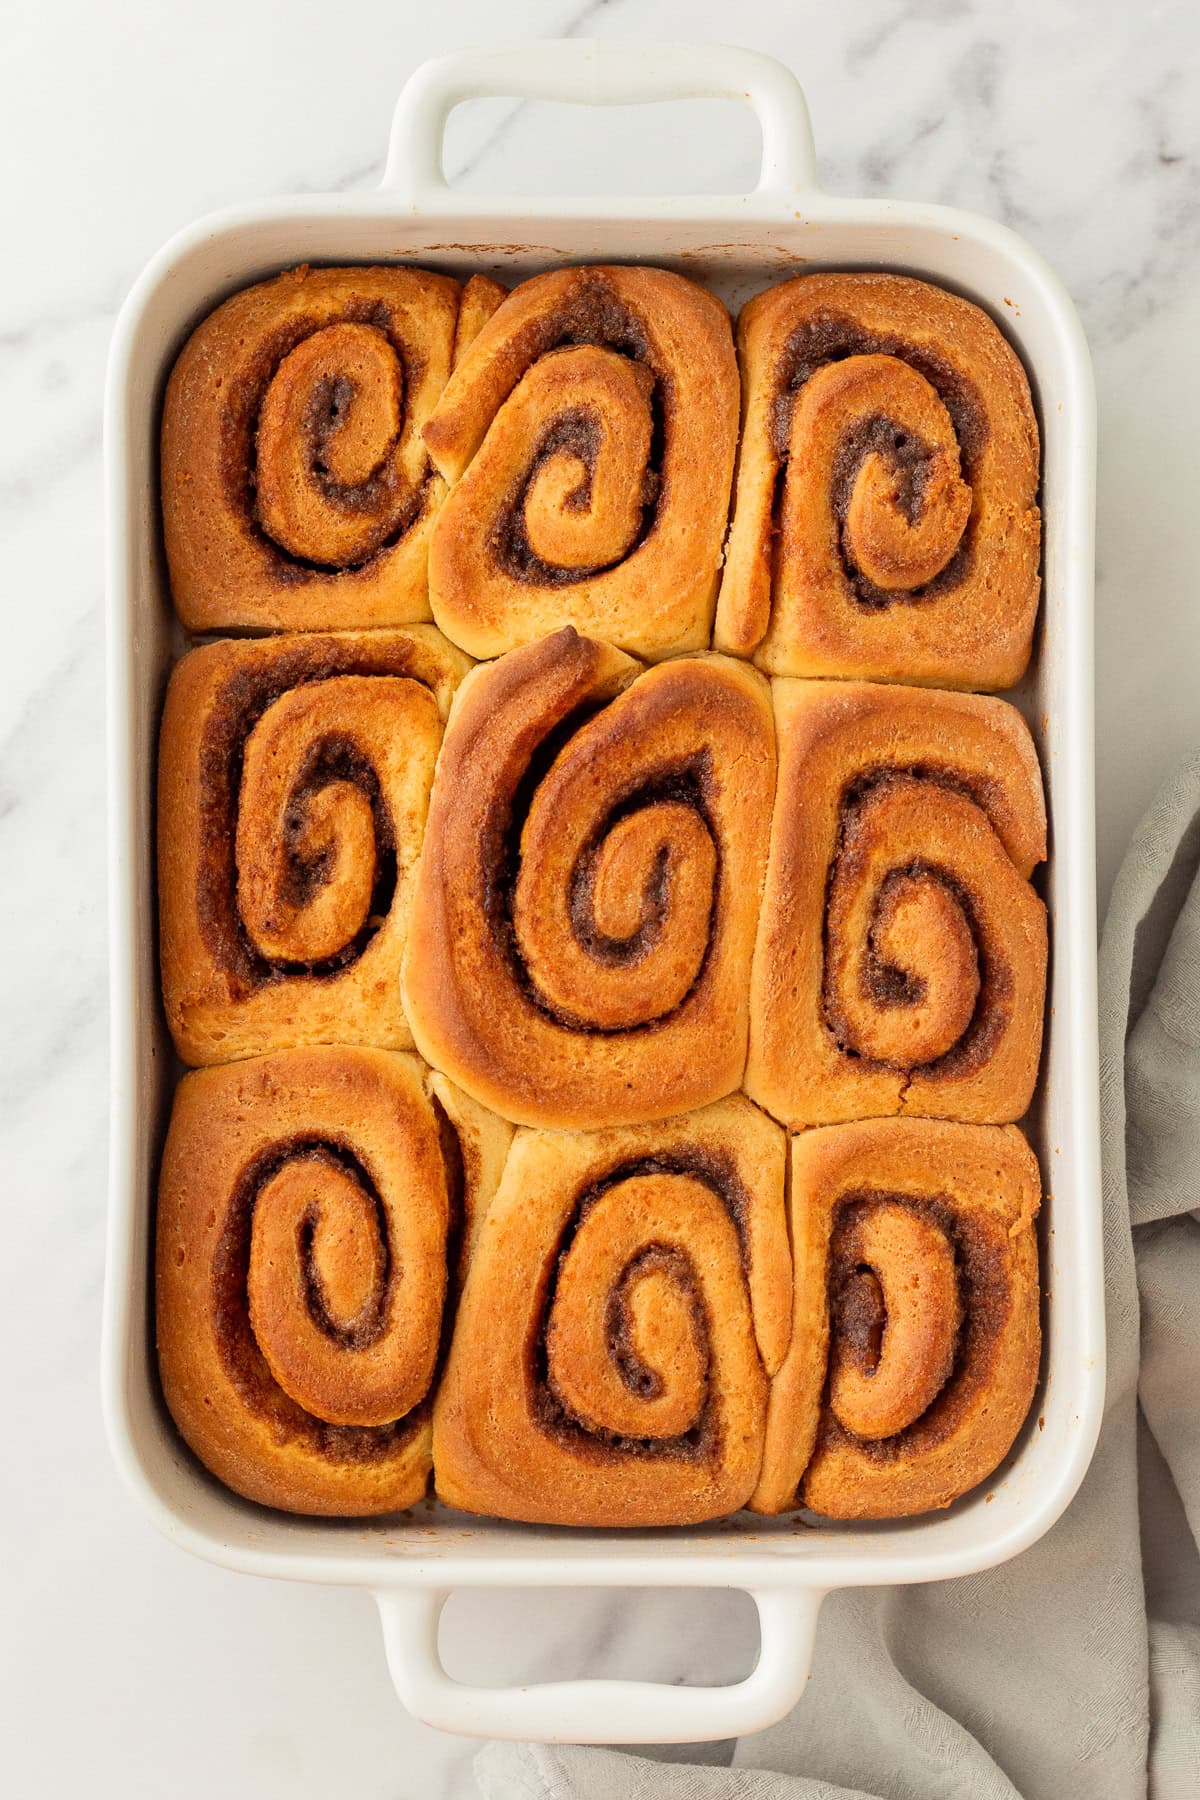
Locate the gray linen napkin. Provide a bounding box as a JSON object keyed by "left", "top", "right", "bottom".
{"left": 476, "top": 754, "right": 1200, "bottom": 1800}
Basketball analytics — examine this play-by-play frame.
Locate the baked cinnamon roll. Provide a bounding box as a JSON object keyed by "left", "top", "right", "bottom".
{"left": 421, "top": 265, "right": 740, "bottom": 660}
{"left": 401, "top": 627, "right": 776, "bottom": 1128}
{"left": 156, "top": 1047, "right": 511, "bottom": 1516}
{"left": 434, "top": 1096, "right": 790, "bottom": 1527}
{"left": 158, "top": 625, "right": 469, "bottom": 1065}
{"left": 752, "top": 1117, "right": 1041, "bottom": 1518}
{"left": 161, "top": 265, "right": 461, "bottom": 631}
{"left": 745, "top": 680, "right": 1047, "bottom": 1127}
{"left": 715, "top": 273, "right": 1040, "bottom": 689}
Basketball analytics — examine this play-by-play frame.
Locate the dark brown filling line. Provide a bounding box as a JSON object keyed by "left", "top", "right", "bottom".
{"left": 212, "top": 1137, "right": 418, "bottom": 1464}
{"left": 770, "top": 310, "right": 987, "bottom": 609}
{"left": 491, "top": 738, "right": 721, "bottom": 1035}
{"left": 565, "top": 761, "right": 717, "bottom": 975}
{"left": 533, "top": 1148, "right": 754, "bottom": 1464}
{"left": 291, "top": 362, "right": 415, "bottom": 562}
{"left": 604, "top": 1246, "right": 699, "bottom": 1401}
{"left": 194, "top": 647, "right": 413, "bottom": 994}
{"left": 817, "top": 1189, "right": 1011, "bottom": 1465}
{"left": 276, "top": 733, "right": 397, "bottom": 946}
{"left": 485, "top": 279, "right": 671, "bottom": 586}
{"left": 835, "top": 1266, "right": 886, "bottom": 1374}
{"left": 853, "top": 856, "right": 979, "bottom": 1021}
{"left": 855, "top": 862, "right": 942, "bottom": 1012}
{"left": 296, "top": 1146, "right": 392, "bottom": 1352}
{"left": 819, "top": 767, "right": 1013, "bottom": 1088}
{"left": 828, "top": 412, "right": 972, "bottom": 608}
{"left": 220, "top": 303, "right": 430, "bottom": 580}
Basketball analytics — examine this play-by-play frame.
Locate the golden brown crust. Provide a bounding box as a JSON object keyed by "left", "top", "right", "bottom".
{"left": 161, "top": 265, "right": 460, "bottom": 631}
{"left": 745, "top": 680, "right": 1047, "bottom": 1128}
{"left": 715, "top": 273, "right": 1041, "bottom": 688}
{"left": 152, "top": 260, "right": 1055, "bottom": 1532}
{"left": 401, "top": 627, "right": 777, "bottom": 1129}
{"left": 751, "top": 1118, "right": 1041, "bottom": 1518}
{"left": 452, "top": 274, "right": 509, "bottom": 366}
{"left": 158, "top": 625, "right": 470, "bottom": 1065}
{"left": 422, "top": 265, "right": 740, "bottom": 660}
{"left": 433, "top": 1095, "right": 789, "bottom": 1527}
{"left": 155, "top": 1046, "right": 508, "bottom": 1516}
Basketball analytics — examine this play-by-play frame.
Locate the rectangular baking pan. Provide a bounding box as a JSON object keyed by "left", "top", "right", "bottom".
{"left": 103, "top": 39, "right": 1105, "bottom": 1745}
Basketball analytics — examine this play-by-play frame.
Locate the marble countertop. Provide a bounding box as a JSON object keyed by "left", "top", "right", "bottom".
{"left": 4, "top": 0, "right": 1197, "bottom": 1793}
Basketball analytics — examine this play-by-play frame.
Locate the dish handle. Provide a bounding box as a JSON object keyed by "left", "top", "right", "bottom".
{"left": 374, "top": 1584, "right": 825, "bottom": 1743}
{"left": 383, "top": 40, "right": 819, "bottom": 209}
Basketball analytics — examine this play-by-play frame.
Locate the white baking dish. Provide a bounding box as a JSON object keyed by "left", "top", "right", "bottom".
{"left": 103, "top": 40, "right": 1104, "bottom": 1745}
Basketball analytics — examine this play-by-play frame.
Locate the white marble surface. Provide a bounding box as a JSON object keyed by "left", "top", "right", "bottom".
{"left": 3, "top": 0, "right": 1198, "bottom": 1792}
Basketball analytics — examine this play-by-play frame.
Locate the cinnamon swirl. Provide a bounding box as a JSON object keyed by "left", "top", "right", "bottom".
{"left": 422, "top": 265, "right": 740, "bottom": 661}
{"left": 158, "top": 625, "right": 469, "bottom": 1065}
{"left": 400, "top": 627, "right": 776, "bottom": 1128}
{"left": 433, "top": 1096, "right": 790, "bottom": 1527}
{"left": 715, "top": 273, "right": 1041, "bottom": 688}
{"left": 161, "top": 265, "right": 461, "bottom": 631}
{"left": 745, "top": 680, "right": 1047, "bottom": 1127}
{"left": 751, "top": 1117, "right": 1041, "bottom": 1518}
{"left": 156, "top": 1046, "right": 511, "bottom": 1516}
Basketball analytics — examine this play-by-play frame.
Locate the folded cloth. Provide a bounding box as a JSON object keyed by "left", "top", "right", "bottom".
{"left": 476, "top": 754, "right": 1200, "bottom": 1800}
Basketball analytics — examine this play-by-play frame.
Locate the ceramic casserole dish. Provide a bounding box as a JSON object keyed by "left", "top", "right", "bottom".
{"left": 103, "top": 39, "right": 1104, "bottom": 1744}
